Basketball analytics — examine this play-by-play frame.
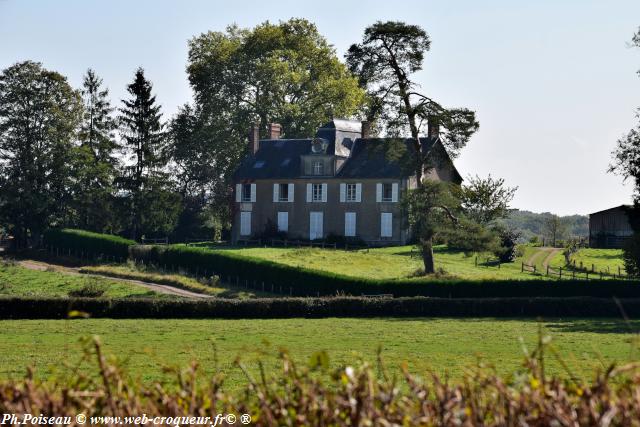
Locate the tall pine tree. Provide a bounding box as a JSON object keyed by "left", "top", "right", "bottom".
{"left": 70, "top": 69, "right": 119, "bottom": 232}
{"left": 118, "top": 68, "right": 180, "bottom": 240}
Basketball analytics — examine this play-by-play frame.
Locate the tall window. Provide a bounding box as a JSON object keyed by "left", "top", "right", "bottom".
{"left": 346, "top": 184, "right": 357, "bottom": 202}
{"left": 312, "top": 161, "right": 324, "bottom": 176}
{"left": 312, "top": 183, "right": 323, "bottom": 202}
{"left": 242, "top": 183, "right": 252, "bottom": 202}
{"left": 278, "top": 183, "right": 289, "bottom": 202}
{"left": 382, "top": 183, "right": 393, "bottom": 202}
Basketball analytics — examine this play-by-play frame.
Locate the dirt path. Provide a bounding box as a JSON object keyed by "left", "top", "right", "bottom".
{"left": 523, "top": 247, "right": 562, "bottom": 273}
{"left": 16, "top": 259, "right": 214, "bottom": 299}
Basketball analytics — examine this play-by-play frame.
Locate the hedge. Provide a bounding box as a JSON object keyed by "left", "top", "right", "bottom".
{"left": 1, "top": 296, "right": 639, "bottom": 319}
{"left": 43, "top": 229, "right": 135, "bottom": 260}
{"left": 129, "top": 244, "right": 640, "bottom": 298}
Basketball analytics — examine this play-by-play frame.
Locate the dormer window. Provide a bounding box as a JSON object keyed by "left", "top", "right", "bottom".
{"left": 312, "top": 161, "right": 324, "bottom": 176}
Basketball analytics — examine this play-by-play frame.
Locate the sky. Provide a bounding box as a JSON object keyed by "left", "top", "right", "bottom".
{"left": 1, "top": 0, "right": 639, "bottom": 216}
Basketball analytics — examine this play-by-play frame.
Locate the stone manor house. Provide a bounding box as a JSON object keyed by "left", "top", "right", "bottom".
{"left": 231, "top": 119, "right": 462, "bottom": 245}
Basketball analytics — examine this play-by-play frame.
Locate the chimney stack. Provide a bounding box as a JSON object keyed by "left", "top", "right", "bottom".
{"left": 427, "top": 117, "right": 440, "bottom": 139}
{"left": 361, "top": 121, "right": 371, "bottom": 139}
{"left": 268, "top": 123, "right": 282, "bottom": 139}
{"left": 249, "top": 123, "right": 260, "bottom": 154}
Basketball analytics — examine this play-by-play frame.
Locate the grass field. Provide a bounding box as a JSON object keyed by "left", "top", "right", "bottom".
{"left": 1, "top": 318, "right": 638, "bottom": 389}
{"left": 0, "top": 263, "right": 164, "bottom": 298}
{"left": 549, "top": 248, "right": 626, "bottom": 274}
{"left": 211, "top": 245, "right": 546, "bottom": 281}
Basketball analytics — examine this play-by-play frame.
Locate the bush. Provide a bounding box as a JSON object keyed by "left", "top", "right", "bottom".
{"left": 128, "top": 244, "right": 640, "bottom": 298}
{"left": 43, "top": 229, "right": 134, "bottom": 260}
{"left": 68, "top": 280, "right": 108, "bottom": 298}
{"left": 1, "top": 296, "right": 640, "bottom": 319}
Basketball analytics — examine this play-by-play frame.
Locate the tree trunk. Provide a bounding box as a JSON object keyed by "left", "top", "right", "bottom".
{"left": 421, "top": 237, "right": 435, "bottom": 274}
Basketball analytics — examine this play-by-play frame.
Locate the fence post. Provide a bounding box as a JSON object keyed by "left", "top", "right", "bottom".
{"left": 592, "top": 263, "right": 595, "bottom": 272}
{"left": 559, "top": 267, "right": 562, "bottom": 279}
{"left": 521, "top": 262, "right": 524, "bottom": 273}
{"left": 619, "top": 266, "right": 621, "bottom": 276}
{"left": 475, "top": 257, "right": 478, "bottom": 267}
{"left": 534, "top": 265, "right": 537, "bottom": 274}
{"left": 572, "top": 269, "right": 575, "bottom": 279}
{"left": 546, "top": 265, "right": 549, "bottom": 276}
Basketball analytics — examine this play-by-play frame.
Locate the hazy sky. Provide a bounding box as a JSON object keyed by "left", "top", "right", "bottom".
{"left": 1, "top": 0, "right": 639, "bottom": 215}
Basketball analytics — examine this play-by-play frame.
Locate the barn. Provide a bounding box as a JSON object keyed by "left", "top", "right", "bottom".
{"left": 589, "top": 205, "right": 633, "bottom": 248}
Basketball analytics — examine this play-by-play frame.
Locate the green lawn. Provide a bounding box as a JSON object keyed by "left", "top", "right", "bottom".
{"left": 1, "top": 318, "right": 637, "bottom": 389}
{"left": 549, "top": 249, "right": 626, "bottom": 275}
{"left": 0, "top": 263, "right": 164, "bottom": 298}
{"left": 212, "top": 245, "right": 544, "bottom": 281}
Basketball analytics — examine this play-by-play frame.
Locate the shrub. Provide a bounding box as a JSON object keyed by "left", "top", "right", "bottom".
{"left": 43, "top": 229, "right": 134, "bottom": 260}
{"left": 68, "top": 280, "right": 108, "bottom": 298}
{"left": 129, "top": 244, "right": 640, "bottom": 298}
{"left": 1, "top": 296, "right": 640, "bottom": 319}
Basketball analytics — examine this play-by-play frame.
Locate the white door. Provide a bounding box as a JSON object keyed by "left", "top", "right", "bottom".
{"left": 277, "top": 212, "right": 289, "bottom": 232}
{"left": 240, "top": 212, "right": 251, "bottom": 236}
{"left": 309, "top": 212, "right": 323, "bottom": 240}
{"left": 345, "top": 212, "right": 356, "bottom": 237}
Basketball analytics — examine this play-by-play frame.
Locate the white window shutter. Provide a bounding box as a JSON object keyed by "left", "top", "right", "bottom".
{"left": 277, "top": 212, "right": 288, "bottom": 232}
{"left": 339, "top": 183, "right": 346, "bottom": 202}
{"left": 321, "top": 183, "right": 327, "bottom": 202}
{"left": 250, "top": 183, "right": 256, "bottom": 202}
{"left": 288, "top": 183, "right": 294, "bottom": 202}
{"left": 306, "top": 183, "right": 312, "bottom": 202}
{"left": 381, "top": 213, "right": 392, "bottom": 237}
{"left": 356, "top": 183, "right": 362, "bottom": 202}
{"left": 273, "top": 183, "right": 279, "bottom": 202}
{"left": 376, "top": 183, "right": 382, "bottom": 202}
{"left": 345, "top": 212, "right": 356, "bottom": 237}
{"left": 392, "top": 183, "right": 399, "bottom": 202}
{"left": 235, "top": 184, "right": 242, "bottom": 202}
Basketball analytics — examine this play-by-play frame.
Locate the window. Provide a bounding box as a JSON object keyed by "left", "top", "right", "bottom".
{"left": 345, "top": 212, "right": 356, "bottom": 237}
{"left": 382, "top": 183, "right": 393, "bottom": 202}
{"left": 277, "top": 212, "right": 288, "bottom": 233}
{"left": 312, "top": 161, "right": 324, "bottom": 176}
{"left": 377, "top": 182, "right": 398, "bottom": 203}
{"left": 278, "top": 183, "right": 289, "bottom": 202}
{"left": 312, "top": 183, "right": 323, "bottom": 202}
{"left": 240, "top": 212, "right": 252, "bottom": 236}
{"left": 381, "top": 213, "right": 393, "bottom": 238}
{"left": 242, "top": 184, "right": 252, "bottom": 202}
{"left": 346, "top": 184, "right": 357, "bottom": 202}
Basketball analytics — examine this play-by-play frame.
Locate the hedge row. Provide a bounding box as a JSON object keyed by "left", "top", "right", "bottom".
{"left": 43, "top": 229, "right": 135, "bottom": 260}
{"left": 129, "top": 245, "right": 640, "bottom": 298}
{"left": 1, "top": 296, "right": 639, "bottom": 319}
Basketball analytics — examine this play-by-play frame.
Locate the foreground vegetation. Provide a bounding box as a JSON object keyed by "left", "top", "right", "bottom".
{"left": 0, "top": 262, "right": 162, "bottom": 299}
{"left": 0, "top": 318, "right": 637, "bottom": 387}
{"left": 2, "top": 332, "right": 640, "bottom": 425}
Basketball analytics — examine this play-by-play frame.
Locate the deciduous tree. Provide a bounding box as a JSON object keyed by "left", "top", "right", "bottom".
{"left": 0, "top": 61, "right": 82, "bottom": 247}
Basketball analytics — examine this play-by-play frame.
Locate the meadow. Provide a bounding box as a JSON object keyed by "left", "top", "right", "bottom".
{"left": 0, "top": 317, "right": 637, "bottom": 389}
{"left": 0, "top": 262, "right": 163, "bottom": 299}
{"left": 210, "top": 244, "right": 542, "bottom": 281}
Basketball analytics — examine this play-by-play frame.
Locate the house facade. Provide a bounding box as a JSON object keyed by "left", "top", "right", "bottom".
{"left": 231, "top": 119, "right": 462, "bottom": 245}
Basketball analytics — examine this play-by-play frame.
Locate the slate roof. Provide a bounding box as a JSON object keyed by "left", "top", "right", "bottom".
{"left": 233, "top": 119, "right": 462, "bottom": 181}
{"left": 233, "top": 139, "right": 312, "bottom": 180}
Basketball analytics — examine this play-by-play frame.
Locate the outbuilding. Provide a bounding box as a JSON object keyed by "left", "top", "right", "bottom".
{"left": 589, "top": 205, "right": 633, "bottom": 248}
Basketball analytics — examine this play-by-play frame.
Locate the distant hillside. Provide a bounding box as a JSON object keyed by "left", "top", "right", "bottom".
{"left": 500, "top": 210, "right": 588, "bottom": 242}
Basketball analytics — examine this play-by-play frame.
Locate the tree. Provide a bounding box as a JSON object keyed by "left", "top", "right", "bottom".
{"left": 176, "top": 19, "right": 366, "bottom": 236}
{"left": 610, "top": 27, "right": 640, "bottom": 272}
{"left": 346, "top": 21, "right": 479, "bottom": 183}
{"left": 0, "top": 61, "right": 82, "bottom": 247}
{"left": 348, "top": 21, "right": 480, "bottom": 273}
{"left": 458, "top": 175, "right": 517, "bottom": 225}
{"left": 70, "top": 69, "right": 119, "bottom": 233}
{"left": 118, "top": 68, "right": 180, "bottom": 240}
{"left": 543, "top": 215, "right": 567, "bottom": 247}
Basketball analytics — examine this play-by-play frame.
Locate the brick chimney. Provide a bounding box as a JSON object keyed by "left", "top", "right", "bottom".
{"left": 361, "top": 121, "right": 371, "bottom": 139}
{"left": 268, "top": 123, "right": 282, "bottom": 139}
{"left": 427, "top": 117, "right": 440, "bottom": 139}
{"left": 248, "top": 123, "right": 260, "bottom": 154}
